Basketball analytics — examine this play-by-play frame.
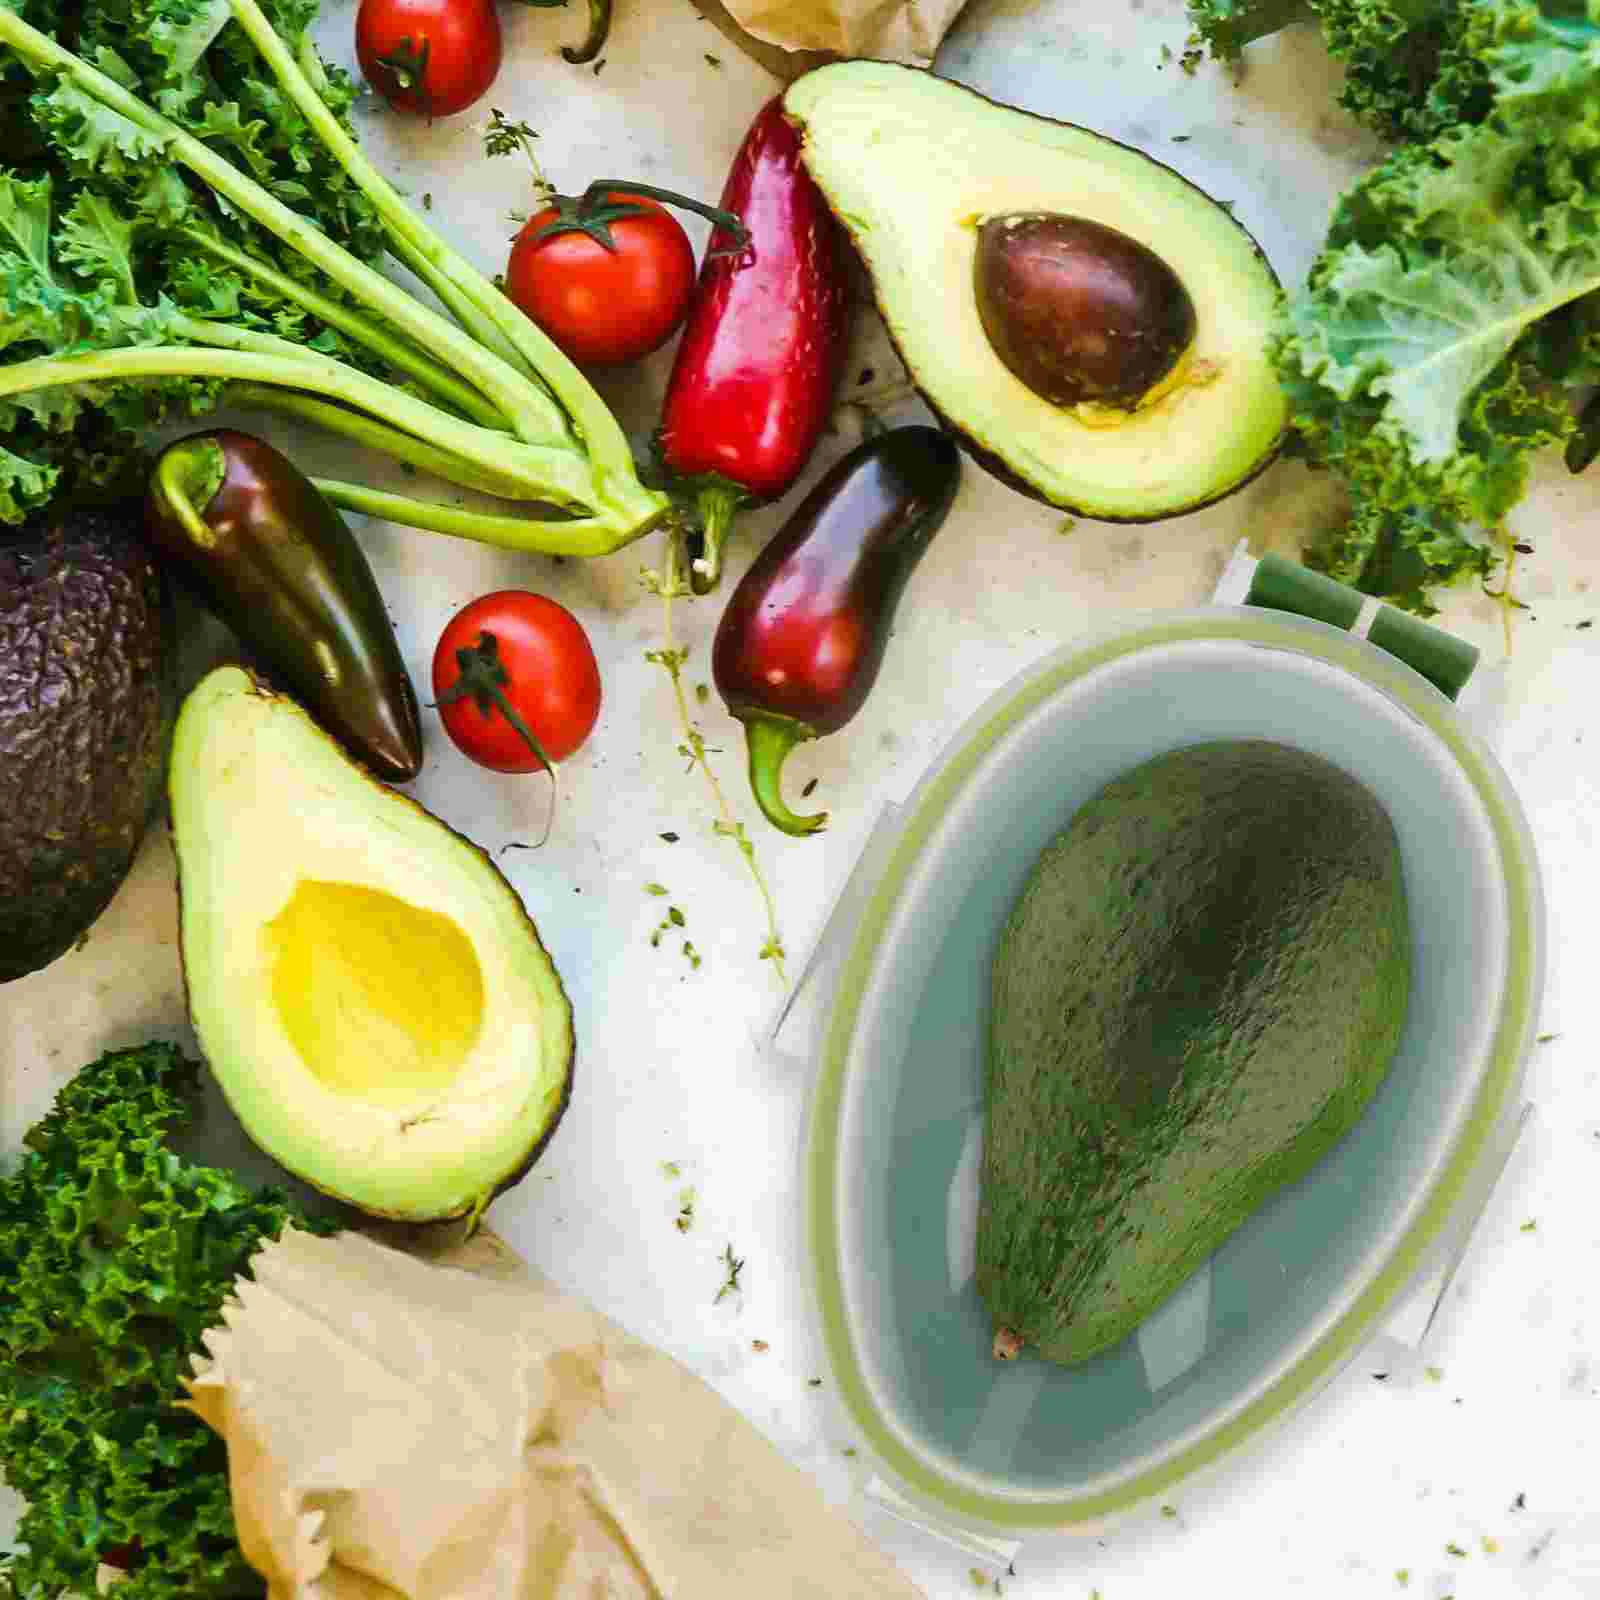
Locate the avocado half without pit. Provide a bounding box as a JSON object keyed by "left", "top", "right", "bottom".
{"left": 782, "top": 62, "right": 1288, "bottom": 521}
{"left": 169, "top": 666, "right": 574, "bottom": 1223}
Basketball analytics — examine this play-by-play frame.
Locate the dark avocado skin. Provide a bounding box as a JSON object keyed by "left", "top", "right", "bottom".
{"left": 976, "top": 741, "right": 1410, "bottom": 1367}
{"left": 0, "top": 504, "right": 174, "bottom": 983}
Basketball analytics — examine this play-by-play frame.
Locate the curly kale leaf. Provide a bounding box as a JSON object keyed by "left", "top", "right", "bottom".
{"left": 0, "top": 437, "right": 59, "bottom": 518}
{"left": 0, "top": 167, "right": 222, "bottom": 514}
{"left": 62, "top": 0, "right": 385, "bottom": 262}
{"left": 1288, "top": 126, "right": 1598, "bottom": 473}
{"left": 1280, "top": 1, "right": 1600, "bottom": 605}
{"left": 1316, "top": 0, "right": 1491, "bottom": 142}
{"left": 1187, "top": 0, "right": 1489, "bottom": 142}
{"left": 0, "top": 1043, "right": 335, "bottom": 1600}
{"left": 0, "top": 0, "right": 397, "bottom": 519}
{"left": 1186, "top": 0, "right": 1306, "bottom": 60}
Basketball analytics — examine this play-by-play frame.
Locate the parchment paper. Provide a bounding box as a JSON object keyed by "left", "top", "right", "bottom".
{"left": 183, "top": 1226, "right": 924, "bottom": 1599}
{"left": 713, "top": 0, "right": 969, "bottom": 71}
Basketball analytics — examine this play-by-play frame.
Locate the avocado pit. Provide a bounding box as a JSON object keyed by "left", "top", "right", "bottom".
{"left": 973, "top": 212, "right": 1198, "bottom": 412}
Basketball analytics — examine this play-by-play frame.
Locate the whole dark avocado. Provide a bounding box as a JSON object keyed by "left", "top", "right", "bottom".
{"left": 977, "top": 741, "right": 1410, "bottom": 1368}
{"left": 0, "top": 503, "right": 174, "bottom": 983}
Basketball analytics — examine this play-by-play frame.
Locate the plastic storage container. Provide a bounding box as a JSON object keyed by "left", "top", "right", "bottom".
{"left": 768, "top": 552, "right": 1544, "bottom": 1564}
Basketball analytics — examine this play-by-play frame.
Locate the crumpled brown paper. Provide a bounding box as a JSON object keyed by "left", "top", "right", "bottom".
{"left": 183, "top": 1227, "right": 924, "bottom": 1599}
{"left": 710, "top": 0, "right": 969, "bottom": 71}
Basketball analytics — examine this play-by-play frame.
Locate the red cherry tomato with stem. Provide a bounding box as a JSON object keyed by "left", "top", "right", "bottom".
{"left": 483, "top": 119, "right": 750, "bottom": 369}
{"left": 433, "top": 592, "right": 601, "bottom": 777}
{"left": 506, "top": 192, "right": 696, "bottom": 368}
{"left": 356, "top": 0, "right": 501, "bottom": 119}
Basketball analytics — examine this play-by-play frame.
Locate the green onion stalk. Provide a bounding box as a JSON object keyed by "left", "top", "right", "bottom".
{"left": 0, "top": 0, "right": 669, "bottom": 555}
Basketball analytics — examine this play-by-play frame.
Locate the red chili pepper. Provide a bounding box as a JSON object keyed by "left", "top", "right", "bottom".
{"left": 656, "top": 95, "right": 853, "bottom": 594}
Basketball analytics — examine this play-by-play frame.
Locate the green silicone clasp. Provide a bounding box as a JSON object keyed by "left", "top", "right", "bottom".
{"left": 1245, "top": 553, "right": 1479, "bottom": 702}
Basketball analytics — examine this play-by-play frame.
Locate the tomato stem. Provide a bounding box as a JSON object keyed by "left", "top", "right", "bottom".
{"left": 374, "top": 35, "right": 433, "bottom": 118}
{"left": 434, "top": 630, "right": 560, "bottom": 844}
{"left": 579, "top": 181, "right": 749, "bottom": 251}
{"left": 530, "top": 183, "right": 751, "bottom": 255}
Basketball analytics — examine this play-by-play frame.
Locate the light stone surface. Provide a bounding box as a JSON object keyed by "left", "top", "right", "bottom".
{"left": 5, "top": 0, "right": 1600, "bottom": 1595}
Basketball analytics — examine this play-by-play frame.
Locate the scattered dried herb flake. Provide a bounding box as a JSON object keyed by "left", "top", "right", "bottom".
{"left": 715, "top": 1243, "right": 745, "bottom": 1304}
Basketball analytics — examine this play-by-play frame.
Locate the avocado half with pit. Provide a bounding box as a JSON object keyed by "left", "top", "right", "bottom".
{"left": 782, "top": 63, "right": 1288, "bottom": 521}
{"left": 169, "top": 666, "right": 574, "bottom": 1222}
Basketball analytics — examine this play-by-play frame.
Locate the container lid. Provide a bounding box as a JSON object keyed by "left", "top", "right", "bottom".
{"left": 779, "top": 589, "right": 1543, "bottom": 1549}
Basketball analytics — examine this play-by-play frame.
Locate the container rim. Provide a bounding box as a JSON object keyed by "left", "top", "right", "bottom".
{"left": 803, "top": 607, "right": 1545, "bottom": 1533}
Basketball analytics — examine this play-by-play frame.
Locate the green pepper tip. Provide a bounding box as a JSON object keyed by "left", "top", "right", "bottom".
{"left": 741, "top": 712, "right": 826, "bottom": 838}
{"left": 151, "top": 435, "right": 228, "bottom": 552}
{"left": 687, "top": 479, "right": 749, "bottom": 596}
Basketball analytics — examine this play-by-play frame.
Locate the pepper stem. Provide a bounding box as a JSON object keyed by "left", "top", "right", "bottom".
{"left": 740, "top": 713, "right": 825, "bottom": 837}
{"left": 688, "top": 479, "right": 748, "bottom": 595}
{"left": 561, "top": 0, "right": 612, "bottom": 64}
{"left": 151, "top": 437, "right": 228, "bottom": 551}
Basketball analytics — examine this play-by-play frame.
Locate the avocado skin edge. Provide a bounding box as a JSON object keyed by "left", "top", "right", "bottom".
{"left": 780, "top": 62, "right": 1288, "bottom": 522}
{"left": 166, "top": 668, "right": 576, "bottom": 1226}
{"left": 0, "top": 503, "right": 176, "bottom": 984}
{"left": 976, "top": 740, "right": 1411, "bottom": 1368}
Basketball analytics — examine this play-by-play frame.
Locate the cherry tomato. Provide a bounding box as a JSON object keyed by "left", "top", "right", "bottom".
{"left": 432, "top": 592, "right": 601, "bottom": 772}
{"left": 355, "top": 0, "right": 501, "bottom": 119}
{"left": 504, "top": 192, "right": 696, "bottom": 367}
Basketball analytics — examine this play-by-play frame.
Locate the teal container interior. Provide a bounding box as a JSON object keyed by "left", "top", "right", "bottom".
{"left": 806, "top": 612, "right": 1542, "bottom": 1531}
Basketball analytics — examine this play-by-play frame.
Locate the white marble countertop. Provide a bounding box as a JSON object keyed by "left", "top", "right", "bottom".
{"left": 6, "top": 0, "right": 1600, "bottom": 1595}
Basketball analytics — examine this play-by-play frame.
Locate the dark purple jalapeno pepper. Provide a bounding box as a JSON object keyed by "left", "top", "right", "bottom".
{"left": 712, "top": 424, "right": 962, "bottom": 836}
{"left": 147, "top": 430, "right": 422, "bottom": 782}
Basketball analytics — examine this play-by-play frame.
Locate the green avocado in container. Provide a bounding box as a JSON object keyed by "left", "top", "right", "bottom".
{"left": 774, "top": 550, "right": 1543, "bottom": 1556}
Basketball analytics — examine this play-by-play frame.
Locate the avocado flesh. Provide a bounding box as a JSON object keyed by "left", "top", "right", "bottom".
{"left": 169, "top": 666, "right": 574, "bottom": 1222}
{"left": 977, "top": 741, "right": 1410, "bottom": 1368}
{"left": 0, "top": 503, "right": 174, "bottom": 983}
{"left": 782, "top": 63, "right": 1288, "bottom": 520}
